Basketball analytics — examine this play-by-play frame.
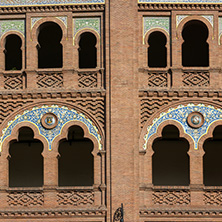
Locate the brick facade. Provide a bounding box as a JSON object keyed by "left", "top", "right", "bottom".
{"left": 0, "top": 0, "right": 221, "bottom": 221}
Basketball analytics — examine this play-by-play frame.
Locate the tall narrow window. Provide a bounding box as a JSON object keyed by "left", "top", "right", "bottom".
{"left": 182, "top": 20, "right": 209, "bottom": 67}
{"left": 58, "top": 126, "right": 94, "bottom": 186}
{"left": 79, "top": 32, "right": 97, "bottom": 68}
{"left": 203, "top": 126, "right": 222, "bottom": 186}
{"left": 152, "top": 125, "right": 190, "bottom": 186}
{"left": 9, "top": 127, "right": 43, "bottom": 187}
{"left": 5, "top": 34, "right": 22, "bottom": 70}
{"left": 38, "top": 22, "right": 63, "bottom": 68}
{"left": 148, "top": 31, "right": 167, "bottom": 68}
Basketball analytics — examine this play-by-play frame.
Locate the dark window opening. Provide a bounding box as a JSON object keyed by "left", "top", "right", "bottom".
{"left": 9, "top": 127, "right": 43, "bottom": 187}
{"left": 79, "top": 32, "right": 97, "bottom": 68}
{"left": 182, "top": 20, "right": 209, "bottom": 67}
{"left": 5, "top": 34, "right": 22, "bottom": 71}
{"left": 58, "top": 126, "right": 94, "bottom": 186}
{"left": 203, "top": 126, "right": 222, "bottom": 186}
{"left": 152, "top": 125, "right": 190, "bottom": 186}
{"left": 148, "top": 31, "right": 167, "bottom": 68}
{"left": 38, "top": 22, "right": 63, "bottom": 68}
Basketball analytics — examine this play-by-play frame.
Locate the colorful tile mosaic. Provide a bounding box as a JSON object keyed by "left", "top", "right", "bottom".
{"left": 143, "top": 104, "right": 222, "bottom": 150}
{"left": 0, "top": 105, "right": 102, "bottom": 151}
{"left": 74, "top": 17, "right": 100, "bottom": 38}
{"left": 0, "top": 20, "right": 25, "bottom": 37}
{"left": 0, "top": 0, "right": 105, "bottom": 7}
{"left": 176, "top": 15, "right": 213, "bottom": 27}
{"left": 143, "top": 17, "right": 170, "bottom": 42}
{"left": 139, "top": 0, "right": 222, "bottom": 3}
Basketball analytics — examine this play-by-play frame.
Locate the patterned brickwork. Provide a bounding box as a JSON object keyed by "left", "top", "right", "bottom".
{"left": 147, "top": 72, "right": 168, "bottom": 87}
{"left": 4, "top": 73, "right": 26, "bottom": 90}
{"left": 140, "top": 98, "right": 178, "bottom": 128}
{"left": 182, "top": 71, "right": 210, "bottom": 87}
{"left": 204, "top": 190, "right": 222, "bottom": 205}
{"left": 67, "top": 97, "right": 105, "bottom": 128}
{"left": 153, "top": 189, "right": 190, "bottom": 205}
{"left": 37, "top": 72, "right": 63, "bottom": 88}
{"left": 78, "top": 71, "right": 98, "bottom": 88}
{"left": 57, "top": 190, "right": 94, "bottom": 206}
{"left": 8, "top": 191, "right": 44, "bottom": 207}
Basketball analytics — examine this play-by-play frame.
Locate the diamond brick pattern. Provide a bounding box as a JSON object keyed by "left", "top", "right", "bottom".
{"left": 4, "top": 73, "right": 26, "bottom": 90}
{"left": 8, "top": 191, "right": 44, "bottom": 207}
{"left": 148, "top": 72, "right": 168, "bottom": 87}
{"left": 182, "top": 71, "right": 210, "bottom": 87}
{"left": 153, "top": 190, "right": 190, "bottom": 205}
{"left": 78, "top": 71, "right": 97, "bottom": 88}
{"left": 57, "top": 190, "right": 94, "bottom": 206}
{"left": 204, "top": 190, "right": 222, "bottom": 205}
{"left": 37, "top": 72, "right": 63, "bottom": 88}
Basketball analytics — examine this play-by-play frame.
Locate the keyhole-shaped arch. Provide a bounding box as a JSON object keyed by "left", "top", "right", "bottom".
{"left": 182, "top": 20, "right": 209, "bottom": 67}
{"left": 37, "top": 22, "right": 63, "bottom": 68}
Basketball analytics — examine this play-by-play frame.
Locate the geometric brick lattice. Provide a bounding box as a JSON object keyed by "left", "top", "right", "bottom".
{"left": 8, "top": 191, "right": 44, "bottom": 207}
{"left": 148, "top": 72, "right": 168, "bottom": 87}
{"left": 204, "top": 190, "right": 222, "bottom": 205}
{"left": 78, "top": 71, "right": 98, "bottom": 88}
{"left": 57, "top": 190, "right": 94, "bottom": 206}
{"left": 153, "top": 190, "right": 190, "bottom": 205}
{"left": 4, "top": 73, "right": 26, "bottom": 90}
{"left": 182, "top": 71, "right": 210, "bottom": 87}
{"left": 37, "top": 72, "right": 63, "bottom": 88}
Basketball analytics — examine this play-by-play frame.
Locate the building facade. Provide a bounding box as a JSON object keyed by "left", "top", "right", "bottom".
{"left": 0, "top": 0, "right": 221, "bottom": 221}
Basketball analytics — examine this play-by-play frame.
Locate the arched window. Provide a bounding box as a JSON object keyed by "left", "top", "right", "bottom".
{"left": 203, "top": 126, "right": 222, "bottom": 186}
{"left": 152, "top": 125, "right": 190, "bottom": 186}
{"left": 9, "top": 127, "right": 43, "bottom": 187}
{"left": 182, "top": 20, "right": 209, "bottom": 67}
{"left": 79, "top": 32, "right": 97, "bottom": 68}
{"left": 58, "top": 126, "right": 94, "bottom": 186}
{"left": 5, "top": 34, "right": 22, "bottom": 71}
{"left": 38, "top": 22, "right": 63, "bottom": 68}
{"left": 148, "top": 31, "right": 167, "bottom": 68}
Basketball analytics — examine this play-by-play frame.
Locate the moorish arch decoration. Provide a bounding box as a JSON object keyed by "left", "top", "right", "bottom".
{"left": 0, "top": 105, "right": 102, "bottom": 151}
{"left": 143, "top": 104, "right": 222, "bottom": 150}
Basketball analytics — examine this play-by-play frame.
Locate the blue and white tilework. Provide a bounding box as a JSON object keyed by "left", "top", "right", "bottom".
{"left": 202, "top": 15, "right": 214, "bottom": 27}
{"left": 31, "top": 17, "right": 42, "bottom": 29}
{"left": 56, "top": 17, "right": 68, "bottom": 27}
{"left": 139, "top": 0, "right": 222, "bottom": 3}
{"left": 0, "top": 0, "right": 105, "bottom": 7}
{"left": 0, "top": 105, "right": 102, "bottom": 151}
{"left": 143, "top": 104, "right": 222, "bottom": 150}
{"left": 176, "top": 15, "right": 188, "bottom": 27}
{"left": 143, "top": 17, "right": 170, "bottom": 43}
{"left": 0, "top": 20, "right": 25, "bottom": 38}
{"left": 219, "top": 17, "right": 222, "bottom": 44}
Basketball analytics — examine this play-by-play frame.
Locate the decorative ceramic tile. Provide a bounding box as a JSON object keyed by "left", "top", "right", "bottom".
{"left": 0, "top": 105, "right": 102, "bottom": 151}
{"left": 176, "top": 15, "right": 188, "bottom": 27}
{"left": 143, "top": 17, "right": 170, "bottom": 42}
{"left": 143, "top": 104, "right": 222, "bottom": 150}
{"left": 139, "top": 0, "right": 222, "bottom": 3}
{"left": 0, "top": 20, "right": 25, "bottom": 37}
{"left": 0, "top": 0, "right": 105, "bottom": 7}
{"left": 74, "top": 17, "right": 100, "bottom": 38}
{"left": 31, "top": 17, "right": 42, "bottom": 29}
{"left": 202, "top": 15, "right": 214, "bottom": 27}
{"left": 219, "top": 17, "right": 222, "bottom": 44}
{"left": 56, "top": 17, "right": 68, "bottom": 27}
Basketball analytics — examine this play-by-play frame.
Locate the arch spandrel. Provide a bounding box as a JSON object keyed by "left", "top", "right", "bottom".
{"left": 142, "top": 103, "right": 222, "bottom": 151}
{"left": 0, "top": 105, "right": 103, "bottom": 152}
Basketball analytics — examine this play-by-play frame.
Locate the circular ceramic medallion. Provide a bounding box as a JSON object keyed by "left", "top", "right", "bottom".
{"left": 187, "top": 112, "right": 204, "bottom": 128}
{"left": 41, "top": 113, "right": 58, "bottom": 129}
